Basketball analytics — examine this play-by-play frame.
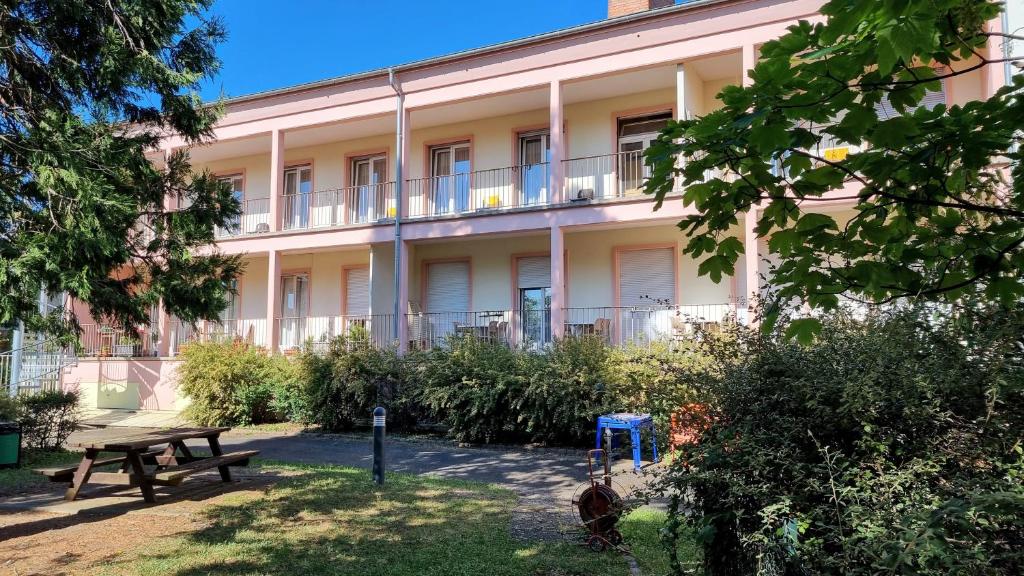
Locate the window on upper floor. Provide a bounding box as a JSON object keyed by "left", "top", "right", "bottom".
{"left": 429, "top": 142, "right": 471, "bottom": 215}
{"left": 517, "top": 130, "right": 550, "bottom": 206}
{"left": 617, "top": 111, "right": 672, "bottom": 194}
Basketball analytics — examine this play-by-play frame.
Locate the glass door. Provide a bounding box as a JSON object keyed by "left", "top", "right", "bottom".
{"left": 430, "top": 143, "right": 470, "bottom": 215}
{"left": 518, "top": 131, "right": 549, "bottom": 206}
{"left": 218, "top": 174, "right": 244, "bottom": 235}
{"left": 350, "top": 155, "right": 386, "bottom": 223}
{"left": 279, "top": 273, "right": 309, "bottom": 350}
{"left": 616, "top": 112, "right": 671, "bottom": 196}
{"left": 519, "top": 287, "right": 551, "bottom": 348}
{"left": 284, "top": 165, "right": 312, "bottom": 229}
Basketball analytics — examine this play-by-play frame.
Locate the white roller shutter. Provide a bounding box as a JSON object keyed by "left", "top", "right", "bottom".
{"left": 517, "top": 256, "right": 550, "bottom": 289}
{"left": 426, "top": 261, "right": 470, "bottom": 312}
{"left": 619, "top": 248, "right": 675, "bottom": 306}
{"left": 345, "top": 268, "right": 369, "bottom": 316}
{"left": 875, "top": 67, "right": 947, "bottom": 119}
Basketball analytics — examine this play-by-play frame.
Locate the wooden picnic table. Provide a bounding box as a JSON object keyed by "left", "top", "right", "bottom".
{"left": 37, "top": 427, "right": 258, "bottom": 503}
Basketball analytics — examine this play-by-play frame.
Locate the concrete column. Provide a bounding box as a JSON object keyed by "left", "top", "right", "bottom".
{"left": 266, "top": 250, "right": 281, "bottom": 353}
{"left": 269, "top": 130, "right": 285, "bottom": 232}
{"left": 742, "top": 44, "right": 757, "bottom": 88}
{"left": 550, "top": 225, "right": 565, "bottom": 339}
{"left": 396, "top": 240, "right": 410, "bottom": 353}
{"left": 549, "top": 80, "right": 564, "bottom": 204}
{"left": 157, "top": 300, "right": 171, "bottom": 356}
{"left": 675, "top": 63, "right": 687, "bottom": 120}
{"left": 742, "top": 209, "right": 760, "bottom": 325}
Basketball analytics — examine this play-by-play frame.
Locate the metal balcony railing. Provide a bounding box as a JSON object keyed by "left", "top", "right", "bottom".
{"left": 78, "top": 324, "right": 159, "bottom": 358}
{"left": 276, "top": 314, "right": 395, "bottom": 353}
{"left": 563, "top": 304, "right": 736, "bottom": 347}
{"left": 281, "top": 182, "right": 396, "bottom": 231}
{"left": 406, "top": 164, "right": 551, "bottom": 218}
{"left": 215, "top": 198, "right": 271, "bottom": 238}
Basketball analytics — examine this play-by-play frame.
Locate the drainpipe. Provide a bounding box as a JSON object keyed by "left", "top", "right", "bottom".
{"left": 388, "top": 69, "right": 404, "bottom": 346}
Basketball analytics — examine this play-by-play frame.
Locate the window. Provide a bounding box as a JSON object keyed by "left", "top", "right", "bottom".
{"left": 279, "top": 273, "right": 309, "bottom": 349}
{"left": 350, "top": 155, "right": 387, "bottom": 223}
{"left": 283, "top": 164, "right": 313, "bottom": 229}
{"left": 616, "top": 112, "right": 672, "bottom": 195}
{"left": 217, "top": 174, "right": 244, "bottom": 235}
{"left": 425, "top": 260, "right": 470, "bottom": 339}
{"left": 516, "top": 255, "right": 551, "bottom": 346}
{"left": 874, "top": 68, "right": 947, "bottom": 119}
{"left": 344, "top": 268, "right": 370, "bottom": 316}
{"left": 429, "top": 143, "right": 471, "bottom": 215}
{"left": 517, "top": 131, "right": 550, "bottom": 206}
{"left": 618, "top": 247, "right": 675, "bottom": 343}
{"left": 221, "top": 279, "right": 240, "bottom": 323}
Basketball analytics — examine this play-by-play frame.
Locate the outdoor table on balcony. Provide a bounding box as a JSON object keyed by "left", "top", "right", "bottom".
{"left": 565, "top": 322, "right": 595, "bottom": 336}
{"left": 36, "top": 427, "right": 258, "bottom": 503}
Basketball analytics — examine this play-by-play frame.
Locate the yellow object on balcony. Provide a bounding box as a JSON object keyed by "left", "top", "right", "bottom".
{"left": 386, "top": 206, "right": 396, "bottom": 218}
{"left": 487, "top": 195, "right": 501, "bottom": 208}
{"left": 823, "top": 147, "right": 849, "bottom": 161}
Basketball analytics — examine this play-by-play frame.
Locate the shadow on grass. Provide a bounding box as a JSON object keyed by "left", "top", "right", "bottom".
{"left": 102, "top": 462, "right": 640, "bottom": 576}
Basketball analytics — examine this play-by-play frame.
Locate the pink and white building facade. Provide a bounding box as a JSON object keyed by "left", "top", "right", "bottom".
{"left": 65, "top": 0, "right": 1008, "bottom": 412}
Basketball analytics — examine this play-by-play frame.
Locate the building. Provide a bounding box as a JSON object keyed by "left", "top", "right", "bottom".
{"left": 60, "top": 0, "right": 1006, "bottom": 412}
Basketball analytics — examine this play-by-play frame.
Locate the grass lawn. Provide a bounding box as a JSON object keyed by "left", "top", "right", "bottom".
{"left": 92, "top": 461, "right": 699, "bottom": 576}
{"left": 0, "top": 448, "right": 82, "bottom": 496}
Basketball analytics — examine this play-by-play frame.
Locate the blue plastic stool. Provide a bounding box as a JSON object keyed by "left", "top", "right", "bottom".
{"left": 595, "top": 413, "right": 659, "bottom": 472}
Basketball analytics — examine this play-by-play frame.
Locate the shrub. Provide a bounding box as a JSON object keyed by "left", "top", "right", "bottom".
{"left": 300, "top": 329, "right": 417, "bottom": 432}
{"left": 516, "top": 335, "right": 614, "bottom": 445}
{"left": 655, "top": 306, "right": 1024, "bottom": 576}
{"left": 19, "top": 389, "right": 79, "bottom": 450}
{"left": 177, "top": 341, "right": 299, "bottom": 427}
{"left": 0, "top": 393, "right": 18, "bottom": 421}
{"left": 417, "top": 335, "right": 532, "bottom": 443}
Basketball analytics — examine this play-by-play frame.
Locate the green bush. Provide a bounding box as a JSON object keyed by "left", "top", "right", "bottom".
{"left": 655, "top": 307, "right": 1024, "bottom": 576}
{"left": 299, "top": 329, "right": 418, "bottom": 432}
{"left": 178, "top": 341, "right": 300, "bottom": 427}
{"left": 417, "top": 335, "right": 532, "bottom": 443}
{"left": 18, "top": 389, "right": 79, "bottom": 450}
{"left": 0, "top": 393, "right": 18, "bottom": 421}
{"left": 516, "top": 335, "right": 614, "bottom": 445}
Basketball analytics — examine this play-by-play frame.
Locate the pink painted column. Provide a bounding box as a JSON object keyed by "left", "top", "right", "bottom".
{"left": 266, "top": 249, "right": 281, "bottom": 353}
{"left": 269, "top": 129, "right": 285, "bottom": 232}
{"left": 549, "top": 80, "right": 564, "bottom": 204}
{"left": 550, "top": 225, "right": 565, "bottom": 339}
{"left": 982, "top": 17, "right": 1007, "bottom": 98}
{"left": 397, "top": 240, "right": 410, "bottom": 353}
{"left": 742, "top": 209, "right": 760, "bottom": 324}
{"left": 742, "top": 44, "right": 756, "bottom": 87}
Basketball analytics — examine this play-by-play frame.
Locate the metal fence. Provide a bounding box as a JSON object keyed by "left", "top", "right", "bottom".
{"left": 78, "top": 324, "right": 159, "bottom": 357}
{"left": 215, "top": 198, "right": 271, "bottom": 238}
{"left": 276, "top": 314, "right": 396, "bottom": 353}
{"left": 281, "top": 183, "right": 396, "bottom": 230}
{"left": 563, "top": 304, "right": 736, "bottom": 347}
{"left": 1, "top": 337, "right": 76, "bottom": 396}
{"left": 406, "top": 164, "right": 551, "bottom": 218}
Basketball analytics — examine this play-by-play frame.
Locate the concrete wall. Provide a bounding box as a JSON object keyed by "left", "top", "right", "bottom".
{"left": 65, "top": 359, "right": 182, "bottom": 411}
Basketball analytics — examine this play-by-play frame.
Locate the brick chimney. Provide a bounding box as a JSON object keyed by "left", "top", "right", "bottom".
{"left": 608, "top": 0, "right": 674, "bottom": 18}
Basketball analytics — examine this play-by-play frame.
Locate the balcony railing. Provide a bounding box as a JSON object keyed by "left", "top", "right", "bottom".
{"left": 215, "top": 198, "right": 271, "bottom": 238}
{"left": 563, "top": 304, "right": 735, "bottom": 346}
{"left": 78, "top": 324, "right": 159, "bottom": 357}
{"left": 563, "top": 151, "right": 648, "bottom": 202}
{"left": 406, "top": 164, "right": 551, "bottom": 218}
{"left": 276, "top": 314, "right": 396, "bottom": 353}
{"left": 281, "top": 182, "right": 396, "bottom": 231}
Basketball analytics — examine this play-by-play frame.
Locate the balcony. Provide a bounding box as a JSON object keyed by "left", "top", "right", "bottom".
{"left": 275, "top": 314, "right": 395, "bottom": 353}
{"left": 407, "top": 164, "right": 551, "bottom": 219}
{"left": 215, "top": 198, "right": 271, "bottom": 238}
{"left": 406, "top": 304, "right": 734, "bottom": 351}
{"left": 282, "top": 182, "right": 396, "bottom": 231}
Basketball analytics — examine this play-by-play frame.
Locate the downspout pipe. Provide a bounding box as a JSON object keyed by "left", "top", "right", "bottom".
{"left": 388, "top": 68, "right": 404, "bottom": 346}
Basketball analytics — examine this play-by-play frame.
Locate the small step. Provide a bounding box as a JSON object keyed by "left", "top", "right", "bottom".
{"left": 152, "top": 450, "right": 259, "bottom": 483}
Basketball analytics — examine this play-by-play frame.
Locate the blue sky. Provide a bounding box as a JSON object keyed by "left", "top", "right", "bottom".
{"left": 199, "top": 0, "right": 613, "bottom": 101}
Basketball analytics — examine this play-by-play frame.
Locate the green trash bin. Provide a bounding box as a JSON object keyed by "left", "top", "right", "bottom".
{"left": 0, "top": 421, "right": 21, "bottom": 469}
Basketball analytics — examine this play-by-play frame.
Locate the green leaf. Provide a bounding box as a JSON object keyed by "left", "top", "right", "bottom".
{"left": 784, "top": 318, "right": 823, "bottom": 344}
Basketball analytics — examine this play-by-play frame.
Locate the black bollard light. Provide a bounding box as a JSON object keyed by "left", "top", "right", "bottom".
{"left": 372, "top": 406, "right": 386, "bottom": 485}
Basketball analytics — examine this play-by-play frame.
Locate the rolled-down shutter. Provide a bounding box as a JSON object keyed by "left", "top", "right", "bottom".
{"left": 345, "top": 268, "right": 369, "bottom": 316}
{"left": 517, "top": 256, "right": 551, "bottom": 289}
{"left": 426, "top": 261, "right": 470, "bottom": 312}
{"left": 618, "top": 248, "right": 675, "bottom": 306}
{"left": 875, "top": 67, "right": 947, "bottom": 119}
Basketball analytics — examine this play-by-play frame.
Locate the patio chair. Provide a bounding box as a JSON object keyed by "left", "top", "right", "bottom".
{"left": 593, "top": 318, "right": 612, "bottom": 344}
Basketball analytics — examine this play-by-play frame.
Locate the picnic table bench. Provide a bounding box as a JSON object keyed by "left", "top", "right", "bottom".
{"left": 36, "top": 427, "right": 257, "bottom": 503}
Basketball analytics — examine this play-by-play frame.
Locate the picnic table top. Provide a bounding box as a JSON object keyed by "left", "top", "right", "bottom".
{"left": 69, "top": 427, "right": 230, "bottom": 451}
